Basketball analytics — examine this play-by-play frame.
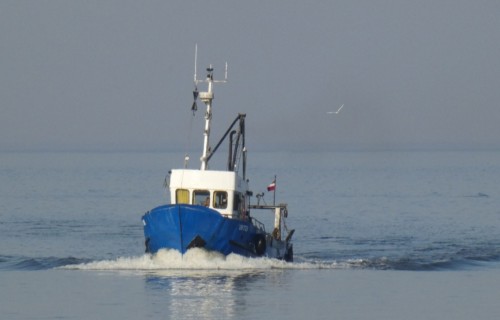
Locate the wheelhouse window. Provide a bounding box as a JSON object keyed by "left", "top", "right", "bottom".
{"left": 176, "top": 189, "right": 189, "bottom": 204}
{"left": 193, "top": 190, "right": 210, "bottom": 207}
{"left": 214, "top": 191, "right": 228, "bottom": 209}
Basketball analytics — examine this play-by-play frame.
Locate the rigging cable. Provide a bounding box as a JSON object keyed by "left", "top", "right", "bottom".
{"left": 180, "top": 93, "right": 197, "bottom": 188}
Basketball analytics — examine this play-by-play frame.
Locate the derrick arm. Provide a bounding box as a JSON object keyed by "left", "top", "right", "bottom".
{"left": 206, "top": 114, "right": 246, "bottom": 174}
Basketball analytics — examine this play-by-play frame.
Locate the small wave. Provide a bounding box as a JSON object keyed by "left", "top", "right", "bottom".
{"left": 338, "top": 249, "right": 500, "bottom": 271}
{"left": 342, "top": 257, "right": 459, "bottom": 271}
{"left": 0, "top": 255, "right": 90, "bottom": 271}
{"left": 463, "top": 192, "right": 490, "bottom": 198}
{"left": 299, "top": 243, "right": 500, "bottom": 271}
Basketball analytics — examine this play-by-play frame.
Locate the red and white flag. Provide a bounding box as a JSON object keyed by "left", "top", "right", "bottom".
{"left": 267, "top": 180, "right": 276, "bottom": 192}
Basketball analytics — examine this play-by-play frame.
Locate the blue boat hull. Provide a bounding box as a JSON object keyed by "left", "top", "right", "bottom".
{"left": 142, "top": 204, "right": 265, "bottom": 257}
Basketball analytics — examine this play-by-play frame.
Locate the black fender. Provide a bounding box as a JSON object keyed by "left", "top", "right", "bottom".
{"left": 284, "top": 244, "right": 293, "bottom": 262}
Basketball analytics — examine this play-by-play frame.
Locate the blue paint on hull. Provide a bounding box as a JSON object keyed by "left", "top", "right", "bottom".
{"left": 142, "top": 204, "right": 260, "bottom": 257}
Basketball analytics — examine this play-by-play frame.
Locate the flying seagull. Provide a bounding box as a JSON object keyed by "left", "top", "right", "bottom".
{"left": 327, "top": 104, "right": 344, "bottom": 114}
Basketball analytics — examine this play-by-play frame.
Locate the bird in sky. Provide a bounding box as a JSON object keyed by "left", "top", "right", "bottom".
{"left": 327, "top": 104, "right": 344, "bottom": 114}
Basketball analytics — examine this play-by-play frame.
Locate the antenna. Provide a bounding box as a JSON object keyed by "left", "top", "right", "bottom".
{"left": 193, "top": 45, "right": 228, "bottom": 84}
{"left": 212, "top": 62, "right": 228, "bottom": 83}
{"left": 194, "top": 44, "right": 198, "bottom": 83}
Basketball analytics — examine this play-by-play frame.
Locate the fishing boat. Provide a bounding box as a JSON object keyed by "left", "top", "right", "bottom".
{"left": 141, "top": 57, "right": 294, "bottom": 261}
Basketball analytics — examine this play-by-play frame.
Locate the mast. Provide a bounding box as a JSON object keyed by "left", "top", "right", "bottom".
{"left": 193, "top": 46, "right": 228, "bottom": 170}
{"left": 198, "top": 67, "right": 214, "bottom": 170}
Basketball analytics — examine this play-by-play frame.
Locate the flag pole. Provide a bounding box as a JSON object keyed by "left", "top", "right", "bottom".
{"left": 273, "top": 174, "right": 276, "bottom": 205}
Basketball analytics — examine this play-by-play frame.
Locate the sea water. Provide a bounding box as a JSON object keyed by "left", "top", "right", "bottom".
{"left": 1, "top": 150, "right": 500, "bottom": 319}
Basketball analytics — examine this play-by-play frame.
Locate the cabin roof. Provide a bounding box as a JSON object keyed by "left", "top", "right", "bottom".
{"left": 170, "top": 169, "right": 243, "bottom": 191}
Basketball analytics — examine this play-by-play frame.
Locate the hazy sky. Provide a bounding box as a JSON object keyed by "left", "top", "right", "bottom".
{"left": 1, "top": 1, "right": 500, "bottom": 151}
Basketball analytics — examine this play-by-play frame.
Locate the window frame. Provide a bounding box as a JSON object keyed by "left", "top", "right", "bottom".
{"left": 213, "top": 191, "right": 228, "bottom": 209}
{"left": 193, "top": 189, "right": 211, "bottom": 207}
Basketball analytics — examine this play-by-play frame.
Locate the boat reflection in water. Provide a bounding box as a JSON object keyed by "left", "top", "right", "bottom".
{"left": 145, "top": 269, "right": 263, "bottom": 319}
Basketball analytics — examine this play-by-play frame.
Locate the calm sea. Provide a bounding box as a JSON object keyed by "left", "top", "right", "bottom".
{"left": 1, "top": 150, "right": 500, "bottom": 319}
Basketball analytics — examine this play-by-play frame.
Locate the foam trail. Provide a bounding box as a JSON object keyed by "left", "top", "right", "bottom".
{"left": 61, "top": 248, "right": 345, "bottom": 271}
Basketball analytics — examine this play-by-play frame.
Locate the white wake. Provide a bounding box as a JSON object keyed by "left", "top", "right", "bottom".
{"left": 61, "top": 248, "right": 346, "bottom": 271}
